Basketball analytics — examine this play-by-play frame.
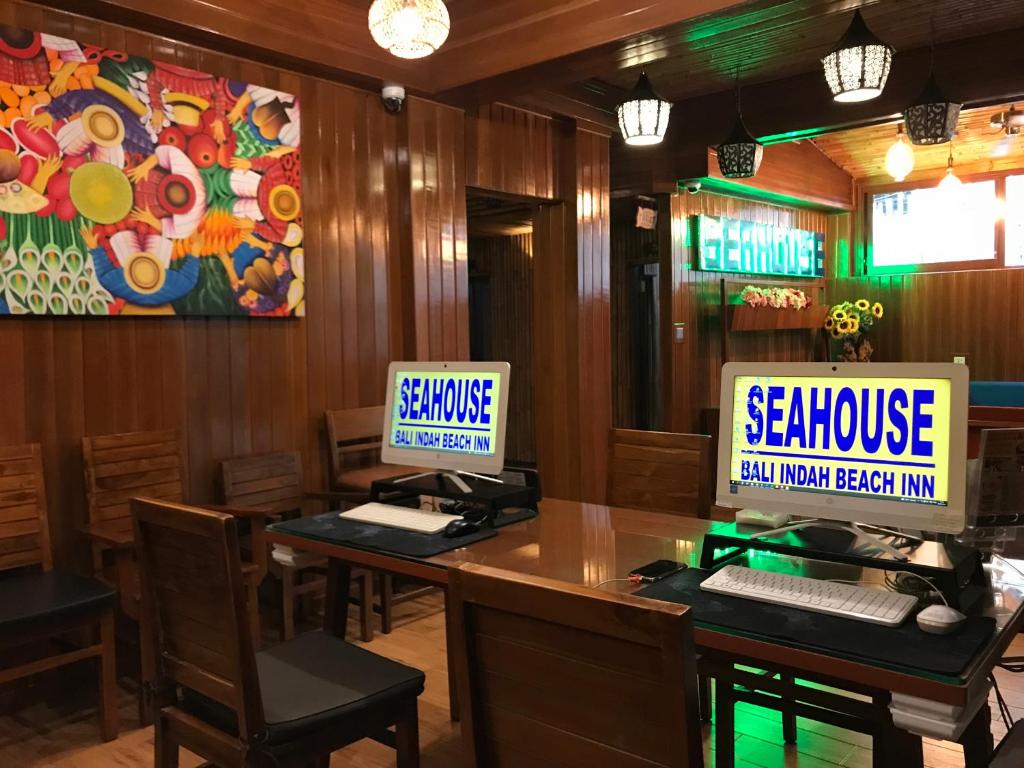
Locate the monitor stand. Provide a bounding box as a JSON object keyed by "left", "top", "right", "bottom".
{"left": 749, "top": 518, "right": 922, "bottom": 562}
{"left": 393, "top": 470, "right": 504, "bottom": 494}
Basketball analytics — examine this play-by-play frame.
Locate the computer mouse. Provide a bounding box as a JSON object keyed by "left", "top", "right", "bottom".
{"left": 916, "top": 604, "right": 967, "bottom": 635}
{"left": 443, "top": 518, "right": 481, "bottom": 538}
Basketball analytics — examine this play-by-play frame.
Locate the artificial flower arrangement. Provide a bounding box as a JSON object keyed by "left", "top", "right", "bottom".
{"left": 825, "top": 298, "right": 884, "bottom": 362}
{"left": 739, "top": 285, "right": 811, "bottom": 310}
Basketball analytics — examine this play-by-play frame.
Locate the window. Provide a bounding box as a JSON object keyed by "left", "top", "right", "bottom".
{"left": 1006, "top": 174, "right": 1024, "bottom": 267}
{"left": 870, "top": 180, "right": 998, "bottom": 272}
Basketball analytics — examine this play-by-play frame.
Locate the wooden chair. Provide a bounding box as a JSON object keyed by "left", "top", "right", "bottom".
{"left": 326, "top": 407, "right": 435, "bottom": 634}
{"left": 134, "top": 497, "right": 424, "bottom": 768}
{"left": 448, "top": 562, "right": 704, "bottom": 767}
{"left": 608, "top": 428, "right": 712, "bottom": 519}
{"left": 221, "top": 451, "right": 375, "bottom": 642}
{"left": 0, "top": 443, "right": 118, "bottom": 741}
{"left": 326, "top": 405, "right": 426, "bottom": 494}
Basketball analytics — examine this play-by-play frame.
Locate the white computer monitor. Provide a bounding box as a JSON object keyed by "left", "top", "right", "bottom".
{"left": 717, "top": 362, "right": 969, "bottom": 534}
{"left": 381, "top": 361, "right": 510, "bottom": 476}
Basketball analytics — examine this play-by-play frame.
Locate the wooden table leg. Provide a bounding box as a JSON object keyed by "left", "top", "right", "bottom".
{"left": 875, "top": 720, "right": 923, "bottom": 768}
{"left": 323, "top": 558, "right": 353, "bottom": 639}
{"left": 444, "top": 587, "right": 460, "bottom": 722}
{"left": 960, "top": 704, "right": 994, "bottom": 768}
{"left": 716, "top": 674, "right": 736, "bottom": 768}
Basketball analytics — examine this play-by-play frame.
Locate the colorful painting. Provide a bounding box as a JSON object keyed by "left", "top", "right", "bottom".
{"left": 0, "top": 25, "right": 304, "bottom": 316}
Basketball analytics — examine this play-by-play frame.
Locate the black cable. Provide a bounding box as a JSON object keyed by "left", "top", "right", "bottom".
{"left": 990, "top": 673, "right": 1014, "bottom": 731}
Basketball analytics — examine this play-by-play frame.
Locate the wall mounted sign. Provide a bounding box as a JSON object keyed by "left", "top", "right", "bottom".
{"left": 696, "top": 214, "right": 825, "bottom": 278}
{"left": 0, "top": 25, "right": 303, "bottom": 317}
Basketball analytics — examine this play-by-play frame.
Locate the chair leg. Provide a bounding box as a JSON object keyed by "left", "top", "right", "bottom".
{"left": 697, "top": 673, "right": 712, "bottom": 723}
{"left": 98, "top": 608, "right": 119, "bottom": 741}
{"left": 395, "top": 701, "right": 420, "bottom": 768}
{"left": 716, "top": 677, "right": 736, "bottom": 768}
{"left": 780, "top": 673, "right": 797, "bottom": 744}
{"left": 281, "top": 564, "right": 296, "bottom": 642}
{"left": 380, "top": 573, "right": 394, "bottom": 634}
{"left": 139, "top": 605, "right": 157, "bottom": 726}
{"left": 358, "top": 571, "right": 374, "bottom": 643}
{"left": 247, "top": 577, "right": 261, "bottom": 650}
{"left": 154, "top": 714, "right": 179, "bottom": 768}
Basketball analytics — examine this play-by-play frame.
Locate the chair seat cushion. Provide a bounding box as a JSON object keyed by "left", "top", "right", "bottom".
{"left": 334, "top": 464, "right": 426, "bottom": 493}
{"left": 184, "top": 630, "right": 424, "bottom": 745}
{"left": 0, "top": 570, "right": 115, "bottom": 635}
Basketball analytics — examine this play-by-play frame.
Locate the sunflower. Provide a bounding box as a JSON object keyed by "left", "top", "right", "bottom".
{"left": 855, "top": 299, "right": 870, "bottom": 311}
{"left": 832, "top": 309, "right": 847, "bottom": 322}
{"left": 838, "top": 319, "right": 852, "bottom": 334}
{"left": 830, "top": 326, "right": 843, "bottom": 339}
{"left": 848, "top": 317, "right": 860, "bottom": 334}
{"left": 872, "top": 302, "right": 884, "bottom": 318}
{"left": 824, "top": 316, "right": 834, "bottom": 330}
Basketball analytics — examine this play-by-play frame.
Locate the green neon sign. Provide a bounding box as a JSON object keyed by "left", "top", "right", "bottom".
{"left": 696, "top": 214, "right": 825, "bottom": 278}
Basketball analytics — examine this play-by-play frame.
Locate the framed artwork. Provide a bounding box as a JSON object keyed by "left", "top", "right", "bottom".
{"left": 0, "top": 25, "right": 304, "bottom": 316}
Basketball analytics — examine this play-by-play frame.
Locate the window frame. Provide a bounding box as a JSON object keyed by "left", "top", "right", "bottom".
{"left": 862, "top": 170, "right": 1008, "bottom": 276}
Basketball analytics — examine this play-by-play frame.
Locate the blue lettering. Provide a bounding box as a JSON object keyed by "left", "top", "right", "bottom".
{"left": 468, "top": 379, "right": 481, "bottom": 423}
{"left": 860, "top": 388, "right": 884, "bottom": 454}
{"left": 808, "top": 387, "right": 831, "bottom": 449}
{"left": 442, "top": 379, "right": 456, "bottom": 421}
{"left": 765, "top": 386, "right": 785, "bottom": 447}
{"left": 398, "top": 378, "right": 411, "bottom": 419}
{"left": 911, "top": 389, "right": 935, "bottom": 458}
{"left": 746, "top": 385, "right": 764, "bottom": 445}
{"left": 430, "top": 377, "right": 444, "bottom": 421}
{"left": 783, "top": 387, "right": 806, "bottom": 448}
{"left": 833, "top": 387, "right": 856, "bottom": 452}
{"left": 480, "top": 380, "right": 493, "bottom": 425}
{"left": 886, "top": 389, "right": 909, "bottom": 455}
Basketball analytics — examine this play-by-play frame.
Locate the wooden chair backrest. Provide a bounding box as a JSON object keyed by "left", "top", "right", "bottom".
{"left": 221, "top": 451, "right": 304, "bottom": 515}
{"left": 448, "top": 563, "right": 703, "bottom": 768}
{"left": 132, "top": 497, "right": 264, "bottom": 739}
{"left": 82, "top": 429, "right": 186, "bottom": 533}
{"left": 608, "top": 428, "right": 711, "bottom": 518}
{"left": 0, "top": 443, "right": 51, "bottom": 572}
{"left": 325, "top": 406, "right": 386, "bottom": 481}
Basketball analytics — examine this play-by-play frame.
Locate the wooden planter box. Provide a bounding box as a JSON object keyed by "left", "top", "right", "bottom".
{"left": 728, "top": 304, "right": 829, "bottom": 332}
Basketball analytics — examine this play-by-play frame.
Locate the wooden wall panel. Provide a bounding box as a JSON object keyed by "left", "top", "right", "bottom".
{"left": 468, "top": 234, "right": 536, "bottom": 464}
{"left": 0, "top": 2, "right": 451, "bottom": 566}
{"left": 667, "top": 191, "right": 842, "bottom": 432}
{"left": 405, "top": 98, "right": 470, "bottom": 361}
{"left": 466, "top": 104, "right": 555, "bottom": 200}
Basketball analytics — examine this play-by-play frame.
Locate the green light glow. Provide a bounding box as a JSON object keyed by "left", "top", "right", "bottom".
{"left": 696, "top": 214, "right": 825, "bottom": 278}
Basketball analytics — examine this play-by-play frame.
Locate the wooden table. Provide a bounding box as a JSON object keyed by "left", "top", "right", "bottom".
{"left": 266, "top": 498, "right": 1024, "bottom": 768}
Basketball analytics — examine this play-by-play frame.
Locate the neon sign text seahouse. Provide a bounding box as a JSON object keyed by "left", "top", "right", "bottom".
{"left": 697, "top": 214, "right": 825, "bottom": 278}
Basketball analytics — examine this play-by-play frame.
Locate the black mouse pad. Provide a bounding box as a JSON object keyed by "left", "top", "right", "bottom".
{"left": 269, "top": 508, "right": 536, "bottom": 558}
{"left": 637, "top": 569, "right": 996, "bottom": 678}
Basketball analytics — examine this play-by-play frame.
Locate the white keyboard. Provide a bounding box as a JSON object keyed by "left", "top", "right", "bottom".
{"left": 340, "top": 502, "right": 456, "bottom": 534}
{"left": 700, "top": 565, "right": 918, "bottom": 626}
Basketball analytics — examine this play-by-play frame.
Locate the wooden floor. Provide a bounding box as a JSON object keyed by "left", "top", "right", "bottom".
{"left": 2, "top": 593, "right": 1022, "bottom": 768}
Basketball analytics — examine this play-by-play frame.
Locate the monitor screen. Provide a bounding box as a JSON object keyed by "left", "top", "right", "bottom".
{"left": 717, "top": 363, "right": 968, "bottom": 534}
{"left": 381, "top": 361, "right": 510, "bottom": 475}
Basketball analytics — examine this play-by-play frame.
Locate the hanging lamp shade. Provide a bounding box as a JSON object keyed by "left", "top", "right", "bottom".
{"left": 368, "top": 0, "right": 451, "bottom": 59}
{"left": 903, "top": 73, "right": 961, "bottom": 145}
{"left": 717, "top": 114, "right": 763, "bottom": 178}
{"left": 616, "top": 72, "right": 672, "bottom": 146}
{"left": 821, "top": 10, "right": 893, "bottom": 103}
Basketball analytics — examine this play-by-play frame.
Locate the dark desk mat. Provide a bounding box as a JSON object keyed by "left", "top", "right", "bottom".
{"left": 637, "top": 569, "right": 996, "bottom": 678}
{"left": 269, "top": 508, "right": 537, "bottom": 558}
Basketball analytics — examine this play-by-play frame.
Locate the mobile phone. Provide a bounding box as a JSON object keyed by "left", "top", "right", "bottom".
{"left": 629, "top": 560, "right": 687, "bottom": 583}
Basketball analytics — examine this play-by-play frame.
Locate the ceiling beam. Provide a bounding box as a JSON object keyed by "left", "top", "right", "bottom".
{"left": 39, "top": 0, "right": 431, "bottom": 92}
{"left": 430, "top": 0, "right": 752, "bottom": 104}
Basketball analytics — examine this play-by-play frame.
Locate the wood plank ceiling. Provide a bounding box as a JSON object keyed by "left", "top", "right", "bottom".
{"left": 813, "top": 102, "right": 1024, "bottom": 184}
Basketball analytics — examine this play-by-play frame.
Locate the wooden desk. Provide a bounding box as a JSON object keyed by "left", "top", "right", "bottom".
{"left": 266, "top": 499, "right": 1024, "bottom": 767}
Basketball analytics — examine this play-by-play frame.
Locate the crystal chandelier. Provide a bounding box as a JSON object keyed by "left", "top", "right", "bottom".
{"left": 821, "top": 10, "right": 893, "bottom": 103}
{"left": 884, "top": 124, "right": 915, "bottom": 182}
{"left": 616, "top": 71, "right": 672, "bottom": 147}
{"left": 368, "top": 0, "right": 451, "bottom": 59}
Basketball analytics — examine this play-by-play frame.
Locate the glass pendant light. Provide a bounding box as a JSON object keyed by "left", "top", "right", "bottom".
{"left": 884, "top": 124, "right": 915, "bottom": 182}
{"left": 938, "top": 144, "right": 962, "bottom": 192}
{"left": 821, "top": 9, "right": 894, "bottom": 103}
{"left": 716, "top": 81, "right": 763, "bottom": 178}
{"left": 368, "top": 0, "right": 451, "bottom": 59}
{"left": 616, "top": 71, "right": 672, "bottom": 147}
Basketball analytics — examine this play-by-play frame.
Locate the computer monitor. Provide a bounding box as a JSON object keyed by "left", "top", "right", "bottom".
{"left": 717, "top": 362, "right": 969, "bottom": 534}
{"left": 381, "top": 361, "right": 510, "bottom": 477}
